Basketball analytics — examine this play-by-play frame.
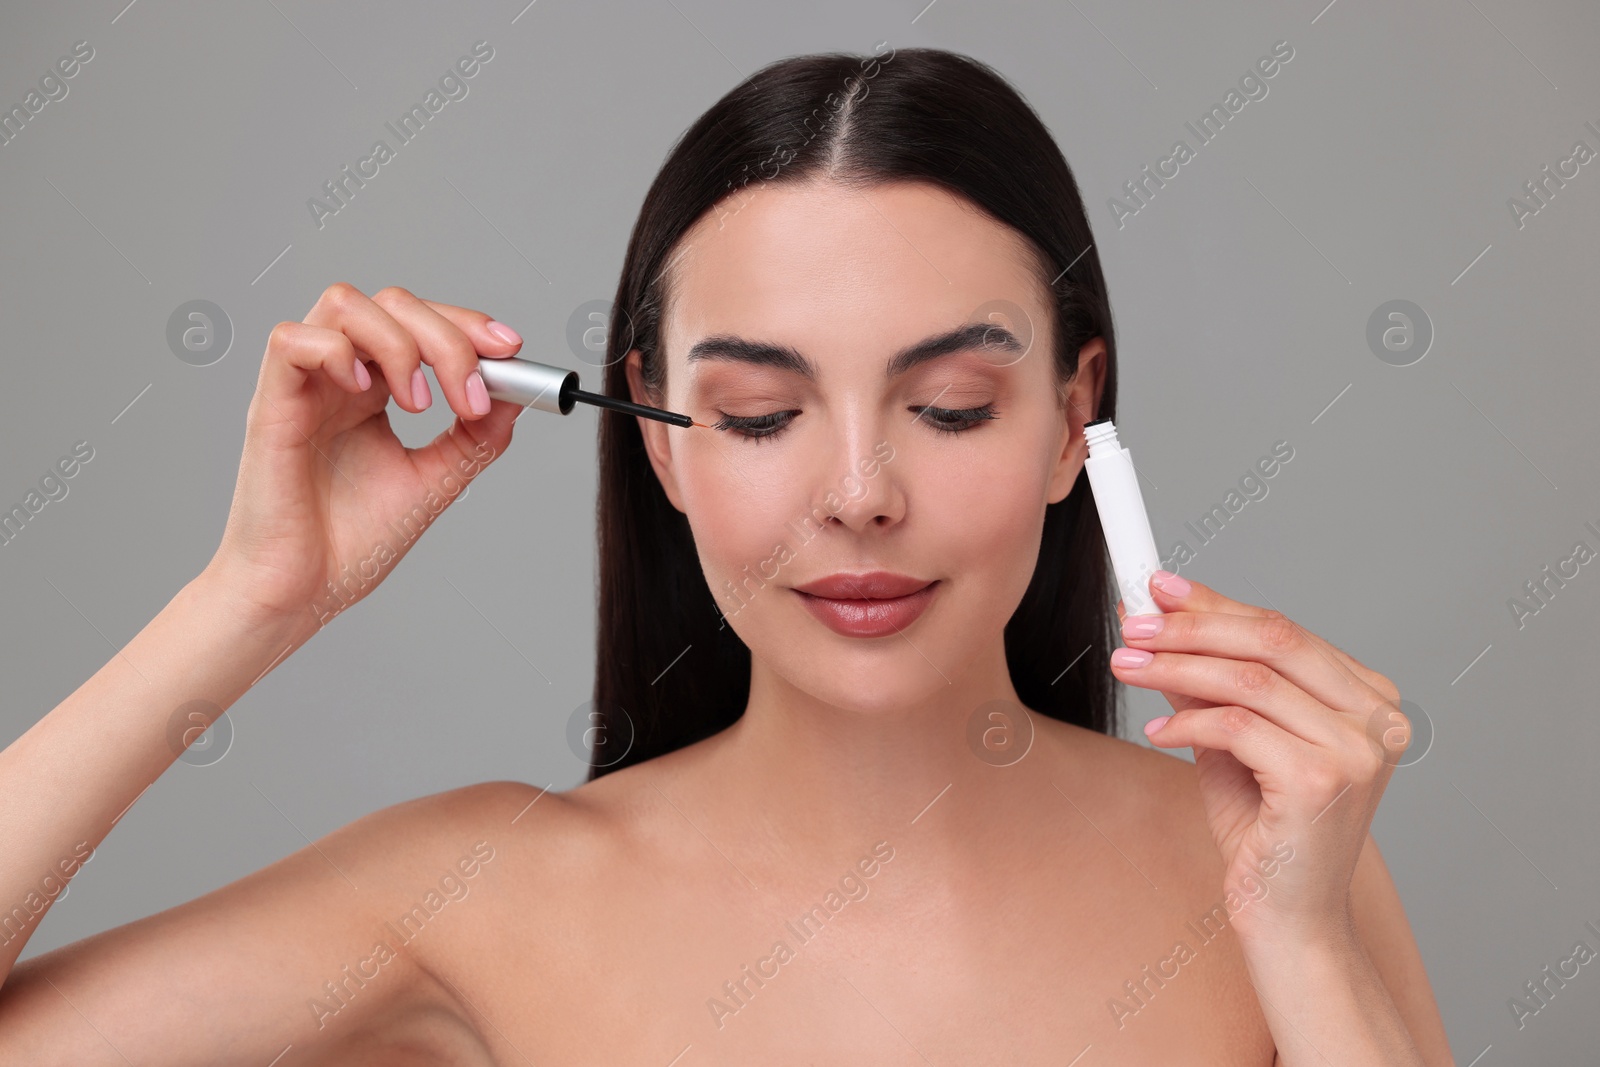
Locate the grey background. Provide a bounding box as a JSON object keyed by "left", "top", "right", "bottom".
{"left": 2, "top": 0, "right": 1596, "bottom": 1060}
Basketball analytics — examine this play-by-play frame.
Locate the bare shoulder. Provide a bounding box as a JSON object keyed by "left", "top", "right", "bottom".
{"left": 1035, "top": 713, "right": 1199, "bottom": 788}
{"left": 383, "top": 777, "right": 623, "bottom": 911}
{"left": 1034, "top": 716, "right": 1212, "bottom": 827}
{"left": 0, "top": 779, "right": 585, "bottom": 1066}
{"left": 1029, "top": 719, "right": 1450, "bottom": 1065}
{"left": 409, "top": 759, "right": 716, "bottom": 1023}
{"left": 416, "top": 759, "right": 699, "bottom": 927}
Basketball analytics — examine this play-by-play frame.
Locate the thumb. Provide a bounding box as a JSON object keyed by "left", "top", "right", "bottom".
{"left": 410, "top": 403, "right": 518, "bottom": 491}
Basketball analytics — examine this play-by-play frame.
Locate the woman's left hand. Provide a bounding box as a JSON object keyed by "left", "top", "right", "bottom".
{"left": 1114, "top": 570, "right": 1410, "bottom": 950}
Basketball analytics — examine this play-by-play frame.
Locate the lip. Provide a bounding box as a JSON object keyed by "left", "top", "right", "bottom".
{"left": 793, "top": 571, "right": 939, "bottom": 638}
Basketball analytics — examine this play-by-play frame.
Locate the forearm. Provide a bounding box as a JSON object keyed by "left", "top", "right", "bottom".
{"left": 1240, "top": 920, "right": 1428, "bottom": 1067}
{"left": 0, "top": 567, "right": 314, "bottom": 977}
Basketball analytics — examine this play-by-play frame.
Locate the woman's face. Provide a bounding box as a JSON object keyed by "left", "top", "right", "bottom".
{"left": 627, "top": 179, "right": 1105, "bottom": 714}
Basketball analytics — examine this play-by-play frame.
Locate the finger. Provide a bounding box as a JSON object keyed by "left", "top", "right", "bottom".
{"left": 1145, "top": 571, "right": 1393, "bottom": 705}
{"left": 1111, "top": 648, "right": 1344, "bottom": 747}
{"left": 408, "top": 405, "right": 519, "bottom": 500}
{"left": 1116, "top": 587, "right": 1244, "bottom": 723}
{"left": 303, "top": 282, "right": 429, "bottom": 414}
{"left": 1120, "top": 610, "right": 1392, "bottom": 720}
{"left": 1145, "top": 690, "right": 1217, "bottom": 732}
{"left": 372, "top": 287, "right": 499, "bottom": 422}
{"left": 1114, "top": 595, "right": 1219, "bottom": 721}
{"left": 1149, "top": 570, "right": 1271, "bottom": 618}
{"left": 417, "top": 298, "right": 524, "bottom": 361}
{"left": 260, "top": 320, "right": 371, "bottom": 400}
{"left": 1145, "top": 704, "right": 1307, "bottom": 802}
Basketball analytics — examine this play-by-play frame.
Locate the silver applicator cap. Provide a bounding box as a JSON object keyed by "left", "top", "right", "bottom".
{"left": 472, "top": 356, "right": 703, "bottom": 429}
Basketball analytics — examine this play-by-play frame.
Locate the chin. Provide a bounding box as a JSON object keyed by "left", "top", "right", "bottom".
{"left": 739, "top": 591, "right": 999, "bottom": 715}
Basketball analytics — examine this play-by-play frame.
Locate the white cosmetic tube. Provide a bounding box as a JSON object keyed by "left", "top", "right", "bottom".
{"left": 1083, "top": 418, "right": 1165, "bottom": 618}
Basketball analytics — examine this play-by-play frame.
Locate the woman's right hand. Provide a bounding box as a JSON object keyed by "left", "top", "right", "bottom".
{"left": 205, "top": 283, "right": 525, "bottom": 627}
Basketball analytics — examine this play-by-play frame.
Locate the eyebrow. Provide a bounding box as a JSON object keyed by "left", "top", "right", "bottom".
{"left": 683, "top": 321, "right": 1023, "bottom": 380}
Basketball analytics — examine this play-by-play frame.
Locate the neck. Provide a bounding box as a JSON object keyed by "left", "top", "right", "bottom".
{"left": 707, "top": 636, "right": 1049, "bottom": 855}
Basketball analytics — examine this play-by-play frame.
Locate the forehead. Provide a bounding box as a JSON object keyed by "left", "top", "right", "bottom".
{"left": 662, "top": 180, "right": 1046, "bottom": 372}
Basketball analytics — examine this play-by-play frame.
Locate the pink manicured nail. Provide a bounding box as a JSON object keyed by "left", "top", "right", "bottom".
{"left": 411, "top": 366, "right": 432, "bottom": 409}
{"left": 1122, "top": 614, "right": 1164, "bottom": 638}
{"left": 1143, "top": 715, "right": 1171, "bottom": 736}
{"left": 353, "top": 358, "right": 371, "bottom": 390}
{"left": 486, "top": 320, "right": 522, "bottom": 346}
{"left": 1111, "top": 647, "right": 1153, "bottom": 668}
{"left": 466, "top": 370, "right": 491, "bottom": 415}
{"left": 1152, "top": 570, "right": 1191, "bottom": 596}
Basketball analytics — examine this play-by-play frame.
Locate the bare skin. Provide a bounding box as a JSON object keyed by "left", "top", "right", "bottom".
{"left": 0, "top": 710, "right": 1433, "bottom": 1065}
{"left": 0, "top": 179, "right": 1453, "bottom": 1065}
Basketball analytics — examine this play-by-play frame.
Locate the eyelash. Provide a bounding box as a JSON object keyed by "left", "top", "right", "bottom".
{"left": 711, "top": 405, "right": 998, "bottom": 443}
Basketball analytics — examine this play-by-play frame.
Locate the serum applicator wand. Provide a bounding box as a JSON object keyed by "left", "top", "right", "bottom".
{"left": 472, "top": 354, "right": 712, "bottom": 428}
{"left": 1083, "top": 418, "right": 1166, "bottom": 618}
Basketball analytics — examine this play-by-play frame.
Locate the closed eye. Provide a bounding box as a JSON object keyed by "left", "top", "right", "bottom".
{"left": 712, "top": 405, "right": 998, "bottom": 442}
{"left": 711, "top": 409, "right": 799, "bottom": 441}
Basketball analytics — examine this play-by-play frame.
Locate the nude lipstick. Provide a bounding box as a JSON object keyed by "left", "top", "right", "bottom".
{"left": 793, "top": 572, "right": 938, "bottom": 638}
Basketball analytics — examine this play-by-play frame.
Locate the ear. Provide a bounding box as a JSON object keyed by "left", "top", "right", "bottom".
{"left": 624, "top": 349, "right": 688, "bottom": 514}
{"left": 1046, "top": 336, "right": 1108, "bottom": 505}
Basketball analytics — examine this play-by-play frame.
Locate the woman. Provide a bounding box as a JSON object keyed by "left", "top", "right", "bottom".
{"left": 0, "top": 47, "right": 1451, "bottom": 1064}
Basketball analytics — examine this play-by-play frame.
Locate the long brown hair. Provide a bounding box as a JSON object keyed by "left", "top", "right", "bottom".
{"left": 589, "top": 46, "right": 1120, "bottom": 780}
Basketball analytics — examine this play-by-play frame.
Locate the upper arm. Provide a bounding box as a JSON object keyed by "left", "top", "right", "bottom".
{"left": 0, "top": 780, "right": 526, "bottom": 1065}
{"left": 1349, "top": 831, "right": 1454, "bottom": 1067}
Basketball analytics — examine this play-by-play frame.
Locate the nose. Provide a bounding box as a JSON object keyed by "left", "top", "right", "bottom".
{"left": 818, "top": 423, "right": 903, "bottom": 533}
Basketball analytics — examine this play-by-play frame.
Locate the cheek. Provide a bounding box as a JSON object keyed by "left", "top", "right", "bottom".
{"left": 922, "top": 439, "right": 1054, "bottom": 565}
{"left": 678, "top": 443, "right": 800, "bottom": 588}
